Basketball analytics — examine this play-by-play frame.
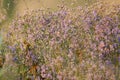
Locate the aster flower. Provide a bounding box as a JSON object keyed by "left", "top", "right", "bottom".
{"left": 118, "top": 37, "right": 120, "bottom": 43}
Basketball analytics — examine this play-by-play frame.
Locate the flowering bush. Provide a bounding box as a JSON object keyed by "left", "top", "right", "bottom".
{"left": 82, "top": 2, "right": 120, "bottom": 65}
{"left": 80, "top": 2, "right": 120, "bottom": 79}
{"left": 2, "top": 1, "right": 120, "bottom": 80}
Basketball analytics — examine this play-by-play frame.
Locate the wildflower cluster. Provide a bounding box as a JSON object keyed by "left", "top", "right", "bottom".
{"left": 2, "top": 1, "right": 120, "bottom": 80}
{"left": 82, "top": 2, "right": 120, "bottom": 64}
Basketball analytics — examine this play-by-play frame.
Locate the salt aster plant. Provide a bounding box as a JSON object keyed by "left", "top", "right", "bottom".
{"left": 81, "top": 2, "right": 120, "bottom": 80}
{"left": 1, "top": 1, "right": 120, "bottom": 80}
{"left": 3, "top": 6, "right": 88, "bottom": 79}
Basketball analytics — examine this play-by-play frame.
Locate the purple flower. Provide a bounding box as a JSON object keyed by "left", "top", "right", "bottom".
{"left": 113, "top": 43, "right": 118, "bottom": 48}
{"left": 12, "top": 57, "right": 18, "bottom": 62}
{"left": 106, "top": 60, "right": 112, "bottom": 65}
{"left": 8, "top": 46, "right": 16, "bottom": 53}
{"left": 118, "top": 37, "right": 120, "bottom": 43}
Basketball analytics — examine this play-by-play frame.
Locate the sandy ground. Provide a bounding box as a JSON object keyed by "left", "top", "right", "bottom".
{"left": 15, "top": 0, "right": 120, "bottom": 16}
{"left": 15, "top": 0, "right": 60, "bottom": 16}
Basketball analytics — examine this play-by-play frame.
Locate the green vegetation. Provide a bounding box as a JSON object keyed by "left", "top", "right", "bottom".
{"left": 2, "top": 0, "right": 15, "bottom": 18}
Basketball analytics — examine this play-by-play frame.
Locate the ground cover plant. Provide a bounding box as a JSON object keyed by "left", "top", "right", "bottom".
{"left": 0, "top": 1, "right": 120, "bottom": 80}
